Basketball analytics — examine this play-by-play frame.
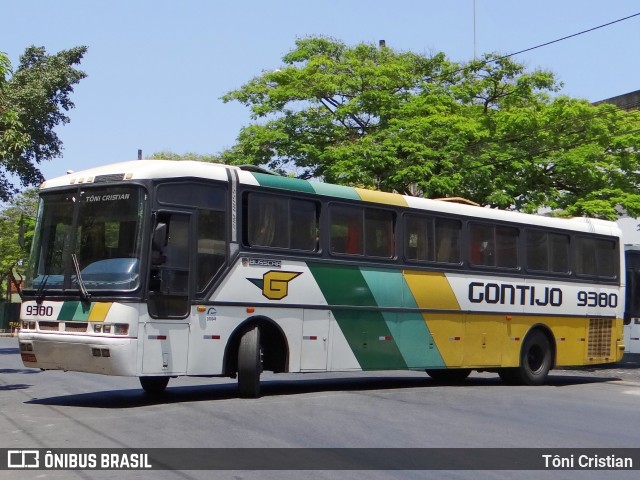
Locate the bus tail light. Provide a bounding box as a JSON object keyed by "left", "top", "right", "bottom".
{"left": 21, "top": 353, "right": 37, "bottom": 363}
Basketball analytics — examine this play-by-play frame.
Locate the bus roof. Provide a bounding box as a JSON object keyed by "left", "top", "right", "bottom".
{"left": 42, "top": 159, "right": 621, "bottom": 238}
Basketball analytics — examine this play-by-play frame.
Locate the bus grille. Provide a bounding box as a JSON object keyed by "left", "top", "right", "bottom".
{"left": 38, "top": 321, "right": 60, "bottom": 331}
{"left": 64, "top": 322, "right": 88, "bottom": 333}
{"left": 587, "top": 318, "right": 613, "bottom": 358}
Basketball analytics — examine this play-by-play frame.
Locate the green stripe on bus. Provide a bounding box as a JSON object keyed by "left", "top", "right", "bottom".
{"left": 252, "top": 171, "right": 362, "bottom": 201}
{"left": 252, "top": 173, "right": 316, "bottom": 194}
{"left": 309, "top": 182, "right": 361, "bottom": 200}
{"left": 360, "top": 268, "right": 446, "bottom": 368}
{"left": 57, "top": 301, "right": 91, "bottom": 321}
{"left": 307, "top": 263, "right": 407, "bottom": 370}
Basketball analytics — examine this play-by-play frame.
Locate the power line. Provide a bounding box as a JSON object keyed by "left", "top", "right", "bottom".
{"left": 500, "top": 12, "right": 640, "bottom": 60}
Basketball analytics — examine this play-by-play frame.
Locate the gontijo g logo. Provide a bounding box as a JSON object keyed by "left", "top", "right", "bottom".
{"left": 248, "top": 271, "right": 301, "bottom": 300}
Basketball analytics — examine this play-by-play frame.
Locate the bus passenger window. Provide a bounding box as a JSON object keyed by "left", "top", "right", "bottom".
{"left": 290, "top": 200, "right": 318, "bottom": 251}
{"left": 435, "top": 219, "right": 461, "bottom": 263}
{"left": 470, "top": 223, "right": 518, "bottom": 269}
{"left": 526, "top": 230, "right": 569, "bottom": 273}
{"left": 469, "top": 224, "right": 494, "bottom": 266}
{"left": 496, "top": 226, "right": 518, "bottom": 268}
{"left": 197, "top": 209, "right": 226, "bottom": 292}
{"left": 246, "top": 193, "right": 319, "bottom": 252}
{"left": 576, "top": 237, "right": 617, "bottom": 278}
{"left": 330, "top": 205, "right": 362, "bottom": 255}
{"left": 549, "top": 233, "right": 569, "bottom": 273}
{"left": 365, "top": 209, "right": 394, "bottom": 258}
{"left": 248, "top": 195, "right": 288, "bottom": 248}
{"left": 405, "top": 215, "right": 433, "bottom": 261}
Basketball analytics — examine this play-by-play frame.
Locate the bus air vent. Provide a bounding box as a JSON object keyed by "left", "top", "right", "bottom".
{"left": 38, "top": 321, "right": 60, "bottom": 331}
{"left": 587, "top": 318, "right": 613, "bottom": 358}
{"left": 64, "top": 322, "right": 89, "bottom": 333}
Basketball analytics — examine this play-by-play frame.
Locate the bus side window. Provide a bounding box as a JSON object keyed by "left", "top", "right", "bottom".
{"left": 330, "top": 205, "right": 363, "bottom": 255}
{"left": 248, "top": 194, "right": 288, "bottom": 248}
{"left": 496, "top": 226, "right": 518, "bottom": 268}
{"left": 435, "top": 218, "right": 461, "bottom": 263}
{"left": 405, "top": 215, "right": 433, "bottom": 261}
{"left": 364, "top": 209, "right": 393, "bottom": 258}
{"left": 576, "top": 237, "right": 617, "bottom": 278}
{"left": 469, "top": 224, "right": 494, "bottom": 266}
{"left": 197, "top": 209, "right": 226, "bottom": 292}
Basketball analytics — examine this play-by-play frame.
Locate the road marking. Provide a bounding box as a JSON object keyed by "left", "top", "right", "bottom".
{"left": 623, "top": 390, "right": 640, "bottom": 396}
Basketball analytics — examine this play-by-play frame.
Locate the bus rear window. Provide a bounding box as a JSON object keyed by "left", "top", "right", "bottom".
{"left": 575, "top": 237, "right": 618, "bottom": 278}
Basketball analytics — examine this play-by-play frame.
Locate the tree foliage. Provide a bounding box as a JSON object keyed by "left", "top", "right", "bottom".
{"left": 0, "top": 188, "right": 38, "bottom": 298}
{"left": 222, "top": 36, "right": 640, "bottom": 219}
{"left": 148, "top": 150, "right": 222, "bottom": 163}
{"left": 0, "top": 46, "right": 87, "bottom": 201}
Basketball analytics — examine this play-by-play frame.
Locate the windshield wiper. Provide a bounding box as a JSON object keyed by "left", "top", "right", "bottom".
{"left": 36, "top": 274, "right": 50, "bottom": 305}
{"left": 71, "top": 253, "right": 91, "bottom": 304}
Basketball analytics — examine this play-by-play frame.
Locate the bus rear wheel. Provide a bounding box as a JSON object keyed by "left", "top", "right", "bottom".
{"left": 140, "top": 376, "right": 169, "bottom": 394}
{"left": 426, "top": 368, "right": 472, "bottom": 383}
{"left": 513, "top": 330, "right": 552, "bottom": 385}
{"left": 238, "top": 326, "right": 262, "bottom": 398}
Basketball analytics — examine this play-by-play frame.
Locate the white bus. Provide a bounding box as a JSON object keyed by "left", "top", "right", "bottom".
{"left": 18, "top": 160, "right": 625, "bottom": 397}
{"left": 624, "top": 246, "right": 640, "bottom": 354}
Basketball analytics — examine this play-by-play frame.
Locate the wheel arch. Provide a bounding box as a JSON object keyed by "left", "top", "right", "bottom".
{"left": 223, "top": 316, "right": 290, "bottom": 376}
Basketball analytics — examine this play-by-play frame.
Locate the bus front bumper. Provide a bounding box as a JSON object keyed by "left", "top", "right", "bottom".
{"left": 18, "top": 332, "right": 138, "bottom": 376}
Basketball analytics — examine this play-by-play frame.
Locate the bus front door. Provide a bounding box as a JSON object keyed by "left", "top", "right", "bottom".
{"left": 143, "top": 211, "right": 193, "bottom": 374}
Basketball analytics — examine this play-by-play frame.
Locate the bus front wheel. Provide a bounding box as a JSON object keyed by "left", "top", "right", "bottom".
{"left": 238, "top": 326, "right": 262, "bottom": 398}
{"left": 140, "top": 376, "right": 169, "bottom": 394}
{"left": 514, "top": 330, "right": 552, "bottom": 385}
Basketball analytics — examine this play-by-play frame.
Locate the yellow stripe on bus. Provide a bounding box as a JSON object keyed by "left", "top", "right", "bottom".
{"left": 88, "top": 302, "right": 113, "bottom": 321}
{"left": 403, "top": 270, "right": 461, "bottom": 311}
{"left": 423, "top": 314, "right": 624, "bottom": 369}
{"left": 355, "top": 188, "right": 408, "bottom": 207}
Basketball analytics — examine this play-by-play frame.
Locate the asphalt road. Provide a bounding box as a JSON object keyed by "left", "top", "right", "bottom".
{"left": 1, "top": 336, "right": 639, "bottom": 480}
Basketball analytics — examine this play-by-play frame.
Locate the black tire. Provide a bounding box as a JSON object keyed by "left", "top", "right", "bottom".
{"left": 238, "top": 326, "right": 262, "bottom": 398}
{"left": 513, "top": 329, "right": 553, "bottom": 386}
{"left": 426, "top": 368, "right": 472, "bottom": 383}
{"left": 140, "top": 376, "right": 170, "bottom": 394}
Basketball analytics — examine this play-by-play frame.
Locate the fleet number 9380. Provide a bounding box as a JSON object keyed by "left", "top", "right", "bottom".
{"left": 577, "top": 291, "right": 618, "bottom": 308}
{"left": 24, "top": 305, "right": 54, "bottom": 317}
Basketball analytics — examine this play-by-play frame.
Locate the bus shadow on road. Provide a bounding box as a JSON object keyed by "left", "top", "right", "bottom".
{"left": 24, "top": 373, "right": 623, "bottom": 409}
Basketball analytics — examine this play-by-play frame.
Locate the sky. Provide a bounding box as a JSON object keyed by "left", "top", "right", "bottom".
{"left": 3, "top": 0, "right": 640, "bottom": 237}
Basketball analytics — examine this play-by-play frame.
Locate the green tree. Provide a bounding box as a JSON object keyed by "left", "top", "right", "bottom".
{"left": 0, "top": 188, "right": 38, "bottom": 299}
{"left": 0, "top": 46, "right": 87, "bottom": 201}
{"left": 222, "top": 37, "right": 640, "bottom": 219}
{"left": 0, "top": 52, "right": 30, "bottom": 176}
{"left": 148, "top": 151, "right": 222, "bottom": 163}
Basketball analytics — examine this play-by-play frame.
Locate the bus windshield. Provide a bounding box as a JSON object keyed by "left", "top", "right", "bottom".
{"left": 25, "top": 185, "right": 146, "bottom": 293}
